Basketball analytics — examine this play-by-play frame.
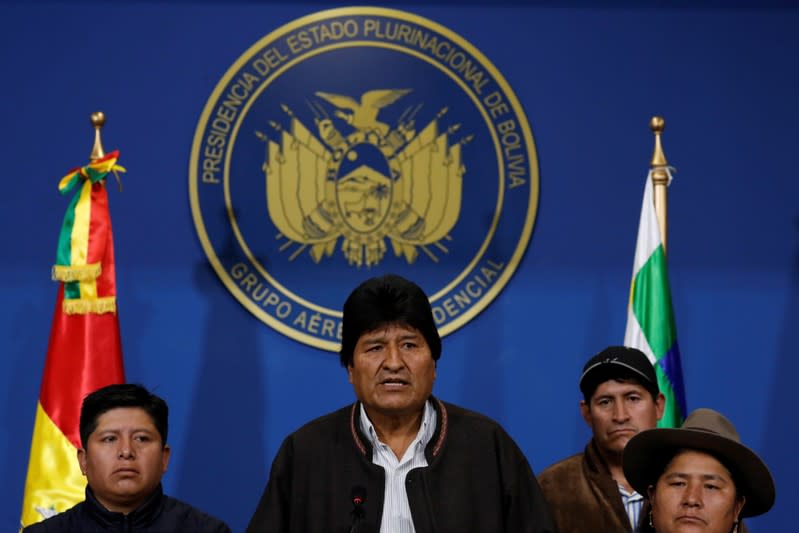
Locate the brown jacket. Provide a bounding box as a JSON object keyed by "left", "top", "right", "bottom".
{"left": 538, "top": 440, "right": 749, "bottom": 533}
{"left": 538, "top": 439, "right": 646, "bottom": 533}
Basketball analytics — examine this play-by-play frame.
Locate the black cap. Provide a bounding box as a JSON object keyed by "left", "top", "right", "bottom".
{"left": 579, "top": 346, "right": 659, "bottom": 400}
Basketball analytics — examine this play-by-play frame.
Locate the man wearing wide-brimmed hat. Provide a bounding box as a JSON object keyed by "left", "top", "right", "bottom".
{"left": 538, "top": 346, "right": 665, "bottom": 533}
{"left": 623, "top": 408, "right": 775, "bottom": 533}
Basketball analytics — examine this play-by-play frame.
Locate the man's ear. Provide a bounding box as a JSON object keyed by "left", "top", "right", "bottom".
{"left": 77, "top": 448, "right": 88, "bottom": 476}
{"left": 347, "top": 365, "right": 354, "bottom": 384}
{"left": 579, "top": 400, "right": 591, "bottom": 427}
{"left": 654, "top": 392, "right": 666, "bottom": 421}
{"left": 161, "top": 444, "right": 171, "bottom": 474}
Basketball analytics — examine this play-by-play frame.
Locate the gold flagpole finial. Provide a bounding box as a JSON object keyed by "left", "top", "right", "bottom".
{"left": 650, "top": 116, "right": 667, "bottom": 167}
{"left": 90, "top": 111, "right": 106, "bottom": 161}
{"left": 649, "top": 116, "right": 669, "bottom": 254}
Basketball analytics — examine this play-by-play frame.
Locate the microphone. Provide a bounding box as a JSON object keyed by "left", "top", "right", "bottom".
{"left": 349, "top": 486, "right": 366, "bottom": 533}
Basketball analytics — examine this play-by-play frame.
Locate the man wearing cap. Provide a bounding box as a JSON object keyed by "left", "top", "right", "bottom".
{"left": 538, "top": 346, "right": 665, "bottom": 533}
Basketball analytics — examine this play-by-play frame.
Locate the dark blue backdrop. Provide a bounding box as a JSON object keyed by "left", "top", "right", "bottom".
{"left": 1, "top": 1, "right": 796, "bottom": 531}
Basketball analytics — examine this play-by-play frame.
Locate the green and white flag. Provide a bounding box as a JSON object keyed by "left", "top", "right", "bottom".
{"left": 624, "top": 171, "right": 686, "bottom": 428}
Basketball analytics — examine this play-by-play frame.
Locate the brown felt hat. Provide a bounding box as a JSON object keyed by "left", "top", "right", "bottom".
{"left": 623, "top": 408, "right": 775, "bottom": 518}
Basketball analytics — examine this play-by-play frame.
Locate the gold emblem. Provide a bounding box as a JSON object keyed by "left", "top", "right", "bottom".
{"left": 258, "top": 88, "right": 471, "bottom": 267}
{"left": 189, "top": 7, "right": 540, "bottom": 350}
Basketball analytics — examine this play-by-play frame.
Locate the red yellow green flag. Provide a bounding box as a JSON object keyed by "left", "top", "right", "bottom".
{"left": 20, "top": 151, "right": 126, "bottom": 528}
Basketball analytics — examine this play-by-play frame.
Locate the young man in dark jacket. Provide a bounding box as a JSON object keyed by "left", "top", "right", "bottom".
{"left": 247, "top": 274, "right": 556, "bottom": 533}
{"left": 23, "top": 384, "right": 231, "bottom": 533}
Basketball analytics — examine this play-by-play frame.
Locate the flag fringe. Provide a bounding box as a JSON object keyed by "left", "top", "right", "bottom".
{"left": 62, "top": 297, "right": 116, "bottom": 315}
{"left": 51, "top": 263, "right": 101, "bottom": 282}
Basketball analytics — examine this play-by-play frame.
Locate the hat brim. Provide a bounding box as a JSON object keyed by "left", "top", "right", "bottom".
{"left": 623, "top": 427, "right": 775, "bottom": 517}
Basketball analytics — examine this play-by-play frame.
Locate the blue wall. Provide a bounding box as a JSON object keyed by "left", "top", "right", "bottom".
{"left": 1, "top": 1, "right": 796, "bottom": 531}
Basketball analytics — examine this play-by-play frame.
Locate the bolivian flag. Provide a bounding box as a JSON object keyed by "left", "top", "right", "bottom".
{"left": 623, "top": 172, "right": 686, "bottom": 428}
{"left": 20, "top": 152, "right": 126, "bottom": 528}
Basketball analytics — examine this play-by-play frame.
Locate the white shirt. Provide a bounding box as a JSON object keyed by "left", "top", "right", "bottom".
{"left": 359, "top": 401, "right": 437, "bottom": 533}
{"left": 618, "top": 483, "right": 644, "bottom": 533}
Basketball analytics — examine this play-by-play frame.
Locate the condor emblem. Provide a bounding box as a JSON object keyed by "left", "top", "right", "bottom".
{"left": 189, "top": 7, "right": 539, "bottom": 351}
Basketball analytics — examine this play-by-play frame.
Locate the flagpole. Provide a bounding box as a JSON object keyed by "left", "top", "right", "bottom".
{"left": 20, "top": 112, "right": 126, "bottom": 528}
{"left": 649, "top": 116, "right": 669, "bottom": 254}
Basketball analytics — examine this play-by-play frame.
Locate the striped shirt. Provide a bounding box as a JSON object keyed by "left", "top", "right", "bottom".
{"left": 618, "top": 483, "right": 644, "bottom": 533}
{"left": 359, "top": 401, "right": 437, "bottom": 533}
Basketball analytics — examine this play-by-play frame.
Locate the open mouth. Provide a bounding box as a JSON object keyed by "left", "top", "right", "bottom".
{"left": 380, "top": 378, "right": 409, "bottom": 387}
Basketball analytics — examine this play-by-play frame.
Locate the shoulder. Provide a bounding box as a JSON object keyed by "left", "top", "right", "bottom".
{"left": 538, "top": 452, "right": 585, "bottom": 484}
{"left": 436, "top": 400, "right": 526, "bottom": 457}
{"left": 538, "top": 453, "right": 589, "bottom": 505}
{"left": 286, "top": 404, "right": 353, "bottom": 441}
{"left": 440, "top": 401, "right": 507, "bottom": 432}
{"left": 270, "top": 404, "right": 356, "bottom": 459}
{"left": 22, "top": 503, "right": 83, "bottom": 533}
{"left": 160, "top": 496, "right": 231, "bottom": 533}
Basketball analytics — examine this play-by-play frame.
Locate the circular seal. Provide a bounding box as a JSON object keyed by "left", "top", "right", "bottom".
{"left": 189, "top": 7, "right": 539, "bottom": 351}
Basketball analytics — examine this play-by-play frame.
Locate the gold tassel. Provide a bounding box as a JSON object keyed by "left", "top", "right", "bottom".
{"left": 52, "top": 262, "right": 102, "bottom": 282}
{"left": 62, "top": 296, "right": 116, "bottom": 315}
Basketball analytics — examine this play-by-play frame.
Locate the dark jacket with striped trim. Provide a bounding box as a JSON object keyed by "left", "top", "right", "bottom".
{"left": 22, "top": 484, "right": 231, "bottom": 533}
{"left": 246, "top": 397, "right": 556, "bottom": 533}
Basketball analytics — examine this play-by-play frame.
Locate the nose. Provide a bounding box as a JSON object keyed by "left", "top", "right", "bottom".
{"left": 382, "top": 343, "right": 403, "bottom": 370}
{"left": 681, "top": 481, "right": 702, "bottom": 508}
{"left": 612, "top": 401, "right": 630, "bottom": 422}
{"left": 118, "top": 439, "right": 134, "bottom": 460}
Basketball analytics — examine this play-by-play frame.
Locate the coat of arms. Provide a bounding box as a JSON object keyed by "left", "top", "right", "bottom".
{"left": 257, "top": 89, "right": 471, "bottom": 268}
{"left": 189, "top": 7, "right": 539, "bottom": 350}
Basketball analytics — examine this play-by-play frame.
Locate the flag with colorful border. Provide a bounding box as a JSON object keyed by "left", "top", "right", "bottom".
{"left": 624, "top": 171, "right": 686, "bottom": 428}
{"left": 21, "top": 151, "right": 126, "bottom": 527}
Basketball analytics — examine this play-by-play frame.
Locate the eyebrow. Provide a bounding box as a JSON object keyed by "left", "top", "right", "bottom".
{"left": 360, "top": 331, "right": 421, "bottom": 344}
{"left": 95, "top": 427, "right": 157, "bottom": 435}
{"left": 663, "top": 472, "right": 729, "bottom": 482}
{"left": 593, "top": 390, "right": 643, "bottom": 401}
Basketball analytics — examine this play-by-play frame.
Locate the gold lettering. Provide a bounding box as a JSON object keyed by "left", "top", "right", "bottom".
{"left": 204, "top": 146, "right": 223, "bottom": 160}
{"left": 252, "top": 284, "right": 268, "bottom": 302}
{"left": 431, "top": 306, "right": 446, "bottom": 325}
{"left": 241, "top": 274, "right": 257, "bottom": 291}
{"left": 497, "top": 120, "right": 526, "bottom": 189}
{"left": 453, "top": 290, "right": 472, "bottom": 308}
{"left": 264, "top": 293, "right": 280, "bottom": 307}
{"left": 321, "top": 318, "right": 336, "bottom": 338}
{"left": 276, "top": 302, "right": 292, "bottom": 318}
{"left": 293, "top": 311, "right": 307, "bottom": 328}
{"left": 480, "top": 266, "right": 499, "bottom": 282}
{"left": 465, "top": 281, "right": 483, "bottom": 298}
{"left": 231, "top": 263, "right": 248, "bottom": 279}
{"left": 442, "top": 298, "right": 458, "bottom": 317}
{"left": 363, "top": 19, "right": 378, "bottom": 37}
{"left": 307, "top": 313, "right": 322, "bottom": 334}
{"left": 202, "top": 157, "right": 221, "bottom": 184}
{"left": 216, "top": 104, "right": 236, "bottom": 122}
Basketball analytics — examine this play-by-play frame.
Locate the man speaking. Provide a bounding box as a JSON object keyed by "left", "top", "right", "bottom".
{"left": 246, "top": 274, "right": 555, "bottom": 533}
